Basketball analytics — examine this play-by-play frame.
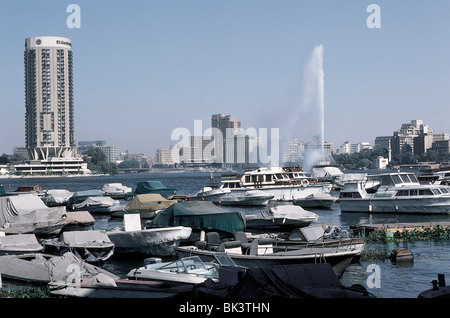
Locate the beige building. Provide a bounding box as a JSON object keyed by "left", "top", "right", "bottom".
{"left": 24, "top": 36, "right": 75, "bottom": 160}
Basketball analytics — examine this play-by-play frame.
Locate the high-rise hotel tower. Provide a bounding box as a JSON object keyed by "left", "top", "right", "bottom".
{"left": 24, "top": 36, "right": 75, "bottom": 160}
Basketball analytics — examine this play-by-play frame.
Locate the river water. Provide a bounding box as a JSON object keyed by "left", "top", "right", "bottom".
{"left": 1, "top": 171, "right": 449, "bottom": 298}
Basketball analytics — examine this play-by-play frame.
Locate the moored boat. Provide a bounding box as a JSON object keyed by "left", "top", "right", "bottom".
{"left": 339, "top": 172, "right": 450, "bottom": 214}
{"left": 293, "top": 192, "right": 337, "bottom": 208}
{"left": 219, "top": 166, "right": 332, "bottom": 202}
{"left": 245, "top": 205, "right": 318, "bottom": 231}
{"left": 219, "top": 190, "right": 274, "bottom": 206}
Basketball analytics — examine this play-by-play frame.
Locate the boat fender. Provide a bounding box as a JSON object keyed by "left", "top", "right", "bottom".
{"left": 301, "top": 179, "right": 309, "bottom": 187}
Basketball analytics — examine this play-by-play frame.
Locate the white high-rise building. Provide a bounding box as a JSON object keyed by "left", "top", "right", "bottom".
{"left": 24, "top": 36, "right": 75, "bottom": 160}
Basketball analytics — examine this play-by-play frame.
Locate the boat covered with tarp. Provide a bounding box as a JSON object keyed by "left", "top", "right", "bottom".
{"left": 126, "top": 181, "right": 177, "bottom": 199}
{"left": 113, "top": 194, "right": 177, "bottom": 218}
{"left": 0, "top": 194, "right": 68, "bottom": 235}
{"left": 67, "top": 190, "right": 104, "bottom": 208}
{"left": 151, "top": 201, "right": 246, "bottom": 235}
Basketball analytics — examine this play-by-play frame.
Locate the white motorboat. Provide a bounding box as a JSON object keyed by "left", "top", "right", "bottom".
{"left": 245, "top": 205, "right": 319, "bottom": 231}
{"left": 219, "top": 190, "right": 274, "bottom": 206}
{"left": 339, "top": 171, "right": 450, "bottom": 214}
{"left": 219, "top": 166, "right": 332, "bottom": 202}
{"left": 187, "top": 186, "right": 231, "bottom": 203}
{"left": 293, "top": 192, "right": 337, "bottom": 208}
{"left": 127, "top": 255, "right": 219, "bottom": 285}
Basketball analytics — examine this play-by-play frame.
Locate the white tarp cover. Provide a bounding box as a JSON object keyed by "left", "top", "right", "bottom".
{"left": 59, "top": 230, "right": 112, "bottom": 245}
{"left": 72, "top": 196, "right": 119, "bottom": 209}
{"left": 0, "top": 194, "right": 68, "bottom": 231}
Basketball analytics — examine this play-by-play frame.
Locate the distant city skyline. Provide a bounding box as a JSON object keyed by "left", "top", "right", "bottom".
{"left": 2, "top": 1, "right": 450, "bottom": 157}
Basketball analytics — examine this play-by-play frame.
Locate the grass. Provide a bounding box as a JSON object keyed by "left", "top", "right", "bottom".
{"left": 365, "top": 225, "right": 450, "bottom": 244}
{"left": 0, "top": 285, "right": 51, "bottom": 298}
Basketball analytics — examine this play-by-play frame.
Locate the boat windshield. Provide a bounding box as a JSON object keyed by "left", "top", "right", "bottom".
{"left": 212, "top": 252, "right": 239, "bottom": 267}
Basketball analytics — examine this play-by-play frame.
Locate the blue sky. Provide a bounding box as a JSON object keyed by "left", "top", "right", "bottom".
{"left": 1, "top": 1, "right": 450, "bottom": 156}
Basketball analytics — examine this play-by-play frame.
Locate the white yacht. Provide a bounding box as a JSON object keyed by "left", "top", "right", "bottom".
{"left": 339, "top": 172, "right": 450, "bottom": 214}
{"left": 219, "top": 166, "right": 332, "bottom": 202}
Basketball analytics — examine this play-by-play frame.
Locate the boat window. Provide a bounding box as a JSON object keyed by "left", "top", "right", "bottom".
{"left": 391, "top": 175, "right": 403, "bottom": 184}
{"left": 378, "top": 175, "right": 393, "bottom": 185}
{"left": 431, "top": 189, "right": 442, "bottom": 195}
{"left": 340, "top": 192, "right": 362, "bottom": 198}
{"left": 251, "top": 175, "right": 257, "bottom": 183}
{"left": 397, "top": 190, "right": 409, "bottom": 196}
{"left": 408, "top": 174, "right": 419, "bottom": 183}
{"left": 409, "top": 189, "right": 418, "bottom": 196}
{"left": 265, "top": 174, "right": 272, "bottom": 182}
{"left": 275, "top": 174, "right": 283, "bottom": 179}
{"left": 257, "top": 175, "right": 264, "bottom": 182}
{"left": 245, "top": 176, "right": 250, "bottom": 183}
{"left": 399, "top": 175, "right": 411, "bottom": 183}
{"left": 441, "top": 188, "right": 449, "bottom": 193}
{"left": 419, "top": 189, "right": 433, "bottom": 196}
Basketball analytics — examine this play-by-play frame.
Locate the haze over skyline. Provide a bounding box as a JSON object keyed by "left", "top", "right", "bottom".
{"left": 1, "top": 1, "right": 450, "bottom": 157}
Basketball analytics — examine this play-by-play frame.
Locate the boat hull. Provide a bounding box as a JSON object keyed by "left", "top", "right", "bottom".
{"left": 227, "top": 184, "right": 331, "bottom": 202}
{"left": 107, "top": 226, "right": 192, "bottom": 256}
{"left": 175, "top": 245, "right": 362, "bottom": 278}
{"left": 340, "top": 196, "right": 450, "bottom": 214}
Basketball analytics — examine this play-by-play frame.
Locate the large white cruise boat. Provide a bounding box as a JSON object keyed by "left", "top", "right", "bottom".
{"left": 339, "top": 171, "right": 450, "bottom": 214}
{"left": 219, "top": 166, "right": 332, "bottom": 202}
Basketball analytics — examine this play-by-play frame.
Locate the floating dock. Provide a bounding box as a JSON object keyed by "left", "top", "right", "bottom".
{"left": 350, "top": 221, "right": 450, "bottom": 234}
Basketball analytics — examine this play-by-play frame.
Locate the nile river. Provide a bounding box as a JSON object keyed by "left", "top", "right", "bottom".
{"left": 1, "top": 171, "right": 449, "bottom": 298}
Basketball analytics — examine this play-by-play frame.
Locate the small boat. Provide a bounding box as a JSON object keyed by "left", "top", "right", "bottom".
{"left": 41, "top": 230, "right": 115, "bottom": 263}
{"left": 150, "top": 201, "right": 246, "bottom": 237}
{"left": 293, "top": 192, "right": 337, "bottom": 208}
{"left": 112, "top": 193, "right": 177, "bottom": 218}
{"left": 0, "top": 252, "right": 118, "bottom": 285}
{"left": 67, "top": 190, "right": 104, "bottom": 208}
{"left": 40, "top": 189, "right": 73, "bottom": 207}
{"left": 48, "top": 274, "right": 194, "bottom": 298}
{"left": 5, "top": 185, "right": 45, "bottom": 196}
{"left": 107, "top": 213, "right": 192, "bottom": 256}
{"left": 127, "top": 256, "right": 218, "bottom": 285}
{"left": 101, "top": 183, "right": 132, "bottom": 199}
{"left": 126, "top": 181, "right": 177, "bottom": 199}
{"left": 0, "top": 194, "right": 68, "bottom": 235}
{"left": 71, "top": 196, "right": 123, "bottom": 214}
{"left": 187, "top": 186, "right": 231, "bottom": 203}
{"left": 219, "top": 190, "right": 274, "bottom": 206}
{"left": 0, "top": 233, "right": 44, "bottom": 255}
{"left": 175, "top": 233, "right": 363, "bottom": 278}
{"left": 245, "top": 205, "right": 318, "bottom": 231}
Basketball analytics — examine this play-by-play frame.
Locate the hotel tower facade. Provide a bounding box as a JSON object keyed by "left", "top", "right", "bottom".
{"left": 24, "top": 36, "right": 75, "bottom": 160}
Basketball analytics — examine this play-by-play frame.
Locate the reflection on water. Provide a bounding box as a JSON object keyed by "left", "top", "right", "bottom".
{"left": 1, "top": 172, "right": 449, "bottom": 298}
